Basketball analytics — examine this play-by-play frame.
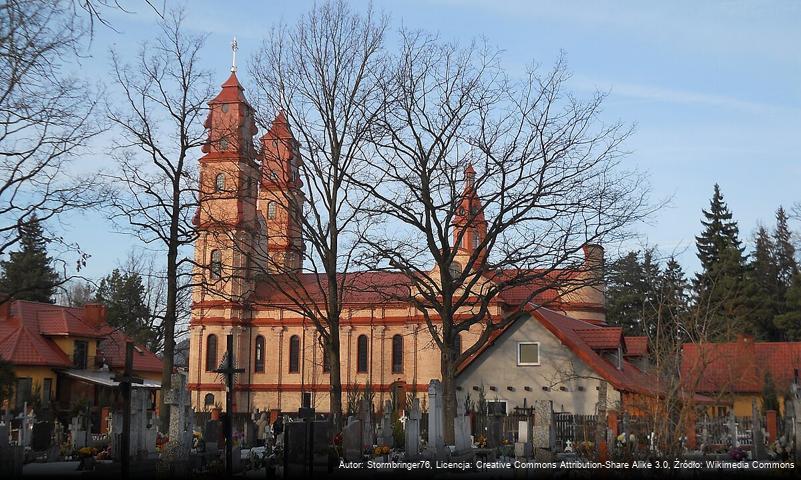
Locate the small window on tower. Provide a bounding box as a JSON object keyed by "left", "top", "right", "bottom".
{"left": 210, "top": 249, "right": 222, "bottom": 279}
{"left": 221, "top": 103, "right": 229, "bottom": 113}
{"left": 472, "top": 230, "right": 480, "bottom": 248}
{"left": 215, "top": 173, "right": 225, "bottom": 192}
{"left": 219, "top": 138, "right": 228, "bottom": 151}
{"left": 267, "top": 201, "right": 277, "bottom": 219}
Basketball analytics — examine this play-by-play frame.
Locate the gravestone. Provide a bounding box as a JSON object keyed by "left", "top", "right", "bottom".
{"left": 379, "top": 400, "right": 394, "bottom": 447}
{"left": 357, "top": 399, "right": 373, "bottom": 449}
{"left": 205, "top": 420, "right": 222, "bottom": 454}
{"left": 454, "top": 393, "right": 471, "bottom": 453}
{"left": 164, "top": 373, "right": 193, "bottom": 474}
{"left": 486, "top": 403, "right": 504, "bottom": 449}
{"left": 532, "top": 400, "right": 553, "bottom": 449}
{"left": 283, "top": 416, "right": 332, "bottom": 476}
{"left": 425, "top": 380, "right": 446, "bottom": 457}
{"left": 343, "top": 416, "right": 363, "bottom": 461}
{"left": 255, "top": 412, "right": 269, "bottom": 446}
{"left": 404, "top": 399, "right": 422, "bottom": 460}
{"left": 515, "top": 420, "right": 532, "bottom": 458}
{"left": 70, "top": 415, "right": 87, "bottom": 449}
{"left": 31, "top": 421, "right": 53, "bottom": 451}
{"left": 20, "top": 407, "right": 34, "bottom": 447}
{"left": 0, "top": 424, "right": 8, "bottom": 448}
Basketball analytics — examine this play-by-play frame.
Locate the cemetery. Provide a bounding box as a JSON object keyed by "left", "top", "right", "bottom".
{"left": 4, "top": 370, "right": 800, "bottom": 477}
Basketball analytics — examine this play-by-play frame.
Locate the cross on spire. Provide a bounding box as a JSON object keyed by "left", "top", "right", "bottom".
{"left": 231, "top": 36, "right": 238, "bottom": 73}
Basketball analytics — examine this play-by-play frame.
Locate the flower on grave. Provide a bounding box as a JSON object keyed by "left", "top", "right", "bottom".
{"left": 475, "top": 434, "right": 487, "bottom": 448}
{"left": 373, "top": 445, "right": 391, "bottom": 455}
{"left": 78, "top": 447, "right": 97, "bottom": 458}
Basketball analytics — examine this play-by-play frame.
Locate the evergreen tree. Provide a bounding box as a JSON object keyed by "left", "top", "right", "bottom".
{"left": 773, "top": 206, "right": 798, "bottom": 292}
{"left": 95, "top": 269, "right": 152, "bottom": 345}
{"left": 694, "top": 184, "right": 747, "bottom": 338}
{"left": 607, "top": 251, "right": 647, "bottom": 335}
{"left": 0, "top": 215, "right": 60, "bottom": 303}
{"left": 606, "top": 249, "right": 662, "bottom": 335}
{"left": 652, "top": 257, "right": 691, "bottom": 349}
{"left": 743, "top": 227, "right": 781, "bottom": 340}
{"left": 775, "top": 272, "right": 801, "bottom": 341}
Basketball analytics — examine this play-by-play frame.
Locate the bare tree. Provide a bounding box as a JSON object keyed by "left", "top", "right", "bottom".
{"left": 355, "top": 33, "right": 652, "bottom": 442}
{"left": 0, "top": 0, "right": 103, "bottom": 303}
{"left": 246, "top": 0, "right": 388, "bottom": 429}
{"left": 104, "top": 8, "right": 210, "bottom": 431}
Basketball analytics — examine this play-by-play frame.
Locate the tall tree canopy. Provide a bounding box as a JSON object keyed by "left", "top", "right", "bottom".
{"left": 693, "top": 184, "right": 747, "bottom": 337}
{"left": 0, "top": 215, "right": 60, "bottom": 302}
{"left": 95, "top": 268, "right": 153, "bottom": 347}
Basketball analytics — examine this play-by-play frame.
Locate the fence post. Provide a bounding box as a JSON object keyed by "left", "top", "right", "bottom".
{"left": 607, "top": 411, "right": 618, "bottom": 445}
{"left": 766, "top": 410, "right": 777, "bottom": 445}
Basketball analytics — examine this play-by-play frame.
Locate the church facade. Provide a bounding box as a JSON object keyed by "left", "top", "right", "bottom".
{"left": 186, "top": 70, "right": 652, "bottom": 416}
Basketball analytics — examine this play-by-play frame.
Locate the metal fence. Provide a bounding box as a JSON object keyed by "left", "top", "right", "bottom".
{"left": 554, "top": 413, "right": 598, "bottom": 446}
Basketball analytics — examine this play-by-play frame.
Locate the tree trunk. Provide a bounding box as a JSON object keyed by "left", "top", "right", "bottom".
{"left": 441, "top": 347, "right": 457, "bottom": 445}
{"left": 159, "top": 233, "right": 179, "bottom": 433}
{"left": 328, "top": 326, "right": 344, "bottom": 432}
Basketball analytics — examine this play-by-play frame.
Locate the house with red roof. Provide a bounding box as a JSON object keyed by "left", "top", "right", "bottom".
{"left": 0, "top": 299, "right": 162, "bottom": 430}
{"left": 681, "top": 334, "right": 801, "bottom": 416}
{"left": 456, "top": 306, "right": 656, "bottom": 415}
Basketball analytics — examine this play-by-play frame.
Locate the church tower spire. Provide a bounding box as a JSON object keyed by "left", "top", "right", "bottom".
{"left": 194, "top": 65, "right": 259, "bottom": 303}
{"left": 453, "top": 163, "right": 488, "bottom": 268}
{"left": 258, "top": 110, "right": 305, "bottom": 272}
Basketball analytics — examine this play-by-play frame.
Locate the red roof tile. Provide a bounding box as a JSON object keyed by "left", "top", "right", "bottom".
{"left": 0, "top": 300, "right": 162, "bottom": 373}
{"left": 96, "top": 328, "right": 163, "bottom": 373}
{"left": 0, "top": 320, "right": 71, "bottom": 367}
{"left": 575, "top": 327, "right": 622, "bottom": 350}
{"left": 624, "top": 336, "right": 649, "bottom": 356}
{"left": 681, "top": 337, "right": 801, "bottom": 394}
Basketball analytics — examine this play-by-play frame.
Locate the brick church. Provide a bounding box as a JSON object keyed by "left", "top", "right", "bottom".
{"left": 187, "top": 69, "right": 656, "bottom": 416}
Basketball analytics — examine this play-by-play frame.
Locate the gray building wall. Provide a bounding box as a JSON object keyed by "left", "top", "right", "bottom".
{"left": 457, "top": 314, "right": 621, "bottom": 415}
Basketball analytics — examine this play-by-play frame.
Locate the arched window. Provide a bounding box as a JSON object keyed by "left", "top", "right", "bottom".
{"left": 288, "top": 335, "right": 300, "bottom": 373}
{"left": 322, "top": 342, "right": 330, "bottom": 373}
{"left": 267, "top": 201, "right": 277, "bottom": 219}
{"left": 391, "top": 334, "right": 403, "bottom": 373}
{"left": 204, "top": 393, "right": 215, "bottom": 407}
{"left": 210, "top": 249, "right": 222, "bottom": 279}
{"left": 472, "top": 230, "right": 480, "bottom": 248}
{"left": 357, "top": 334, "right": 368, "bottom": 373}
{"left": 254, "top": 335, "right": 265, "bottom": 372}
{"left": 205, "top": 334, "right": 218, "bottom": 371}
{"left": 219, "top": 138, "right": 229, "bottom": 151}
{"left": 215, "top": 173, "right": 225, "bottom": 192}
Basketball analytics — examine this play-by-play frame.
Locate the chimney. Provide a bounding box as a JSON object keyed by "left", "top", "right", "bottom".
{"left": 83, "top": 303, "right": 107, "bottom": 328}
{"left": 582, "top": 243, "right": 605, "bottom": 270}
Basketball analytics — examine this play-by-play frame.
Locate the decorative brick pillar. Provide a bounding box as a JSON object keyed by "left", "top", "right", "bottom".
{"left": 100, "top": 407, "right": 110, "bottom": 434}
{"left": 685, "top": 409, "right": 697, "bottom": 450}
{"left": 766, "top": 410, "right": 778, "bottom": 443}
{"left": 607, "top": 410, "right": 619, "bottom": 439}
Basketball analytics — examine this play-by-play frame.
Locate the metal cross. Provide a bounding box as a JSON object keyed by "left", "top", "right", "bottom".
{"left": 214, "top": 334, "right": 244, "bottom": 477}
{"left": 112, "top": 342, "right": 143, "bottom": 480}
{"left": 231, "top": 36, "right": 238, "bottom": 73}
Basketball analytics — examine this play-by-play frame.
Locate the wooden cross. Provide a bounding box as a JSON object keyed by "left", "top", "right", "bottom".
{"left": 112, "top": 342, "right": 143, "bottom": 480}
{"left": 214, "top": 334, "right": 244, "bottom": 477}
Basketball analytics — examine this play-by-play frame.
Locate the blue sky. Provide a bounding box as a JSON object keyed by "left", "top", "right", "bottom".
{"left": 60, "top": 0, "right": 801, "bottom": 281}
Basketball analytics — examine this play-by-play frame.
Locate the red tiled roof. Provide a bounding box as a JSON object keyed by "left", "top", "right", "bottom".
{"left": 624, "top": 336, "right": 649, "bottom": 356}
{"left": 254, "top": 271, "right": 413, "bottom": 305}
{"left": 253, "top": 268, "right": 600, "bottom": 312}
{"left": 0, "top": 320, "right": 71, "bottom": 367}
{"left": 96, "top": 328, "right": 163, "bottom": 373}
{"left": 455, "top": 305, "right": 657, "bottom": 395}
{"left": 0, "top": 300, "right": 163, "bottom": 373}
{"left": 681, "top": 337, "right": 801, "bottom": 394}
{"left": 575, "top": 327, "right": 622, "bottom": 350}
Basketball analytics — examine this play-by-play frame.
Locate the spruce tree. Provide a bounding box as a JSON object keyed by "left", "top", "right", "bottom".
{"left": 607, "top": 251, "right": 647, "bottom": 335}
{"left": 775, "top": 273, "right": 801, "bottom": 341}
{"left": 0, "top": 215, "right": 60, "bottom": 303}
{"left": 744, "top": 226, "right": 780, "bottom": 340}
{"left": 773, "top": 206, "right": 798, "bottom": 292}
{"left": 693, "top": 184, "right": 747, "bottom": 338}
{"left": 95, "top": 269, "right": 152, "bottom": 345}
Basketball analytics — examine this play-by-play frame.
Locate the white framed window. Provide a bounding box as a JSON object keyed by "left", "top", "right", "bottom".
{"left": 517, "top": 342, "right": 540, "bottom": 366}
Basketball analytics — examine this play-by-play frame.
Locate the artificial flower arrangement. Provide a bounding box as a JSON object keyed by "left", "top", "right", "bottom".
{"left": 373, "top": 445, "right": 391, "bottom": 456}
{"left": 77, "top": 447, "right": 97, "bottom": 458}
